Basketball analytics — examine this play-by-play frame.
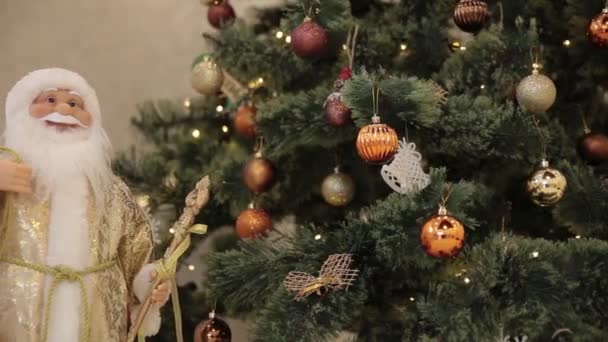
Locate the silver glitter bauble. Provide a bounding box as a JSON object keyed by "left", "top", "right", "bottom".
{"left": 516, "top": 73, "right": 556, "bottom": 114}
{"left": 526, "top": 160, "right": 567, "bottom": 207}
{"left": 321, "top": 168, "right": 355, "bottom": 207}
{"left": 191, "top": 57, "right": 224, "bottom": 95}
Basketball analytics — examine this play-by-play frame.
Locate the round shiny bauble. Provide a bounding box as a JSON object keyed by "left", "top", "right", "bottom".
{"left": 453, "top": 0, "right": 490, "bottom": 33}
{"left": 194, "top": 311, "right": 232, "bottom": 342}
{"left": 526, "top": 161, "right": 567, "bottom": 207}
{"left": 588, "top": 8, "right": 608, "bottom": 47}
{"left": 191, "top": 59, "right": 224, "bottom": 95}
{"left": 515, "top": 73, "right": 557, "bottom": 114}
{"left": 324, "top": 94, "right": 352, "bottom": 127}
{"left": 236, "top": 208, "right": 272, "bottom": 239}
{"left": 420, "top": 214, "right": 466, "bottom": 259}
{"left": 233, "top": 105, "right": 256, "bottom": 138}
{"left": 356, "top": 118, "right": 399, "bottom": 164}
{"left": 243, "top": 155, "right": 275, "bottom": 193}
{"left": 321, "top": 170, "right": 355, "bottom": 207}
{"left": 578, "top": 132, "right": 608, "bottom": 164}
{"left": 290, "top": 19, "right": 329, "bottom": 58}
{"left": 207, "top": 1, "right": 235, "bottom": 29}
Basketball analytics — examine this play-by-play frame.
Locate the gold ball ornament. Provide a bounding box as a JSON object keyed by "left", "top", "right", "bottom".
{"left": 356, "top": 116, "right": 399, "bottom": 164}
{"left": 516, "top": 67, "right": 557, "bottom": 114}
{"left": 235, "top": 206, "right": 273, "bottom": 239}
{"left": 526, "top": 159, "right": 567, "bottom": 207}
{"left": 420, "top": 206, "right": 466, "bottom": 259}
{"left": 194, "top": 310, "right": 232, "bottom": 342}
{"left": 191, "top": 57, "right": 224, "bottom": 95}
{"left": 588, "top": 8, "right": 608, "bottom": 47}
{"left": 321, "top": 168, "right": 355, "bottom": 207}
{"left": 243, "top": 152, "right": 275, "bottom": 193}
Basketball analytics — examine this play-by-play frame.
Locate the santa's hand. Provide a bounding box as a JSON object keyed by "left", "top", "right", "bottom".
{"left": 149, "top": 270, "right": 171, "bottom": 305}
{"left": 0, "top": 160, "right": 32, "bottom": 194}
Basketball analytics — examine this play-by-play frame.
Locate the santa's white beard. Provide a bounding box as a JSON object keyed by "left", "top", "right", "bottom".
{"left": 4, "top": 110, "right": 113, "bottom": 342}
{"left": 4, "top": 109, "right": 113, "bottom": 208}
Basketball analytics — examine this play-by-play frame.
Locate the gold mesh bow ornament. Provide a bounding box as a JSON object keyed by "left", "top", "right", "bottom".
{"left": 284, "top": 254, "right": 359, "bottom": 301}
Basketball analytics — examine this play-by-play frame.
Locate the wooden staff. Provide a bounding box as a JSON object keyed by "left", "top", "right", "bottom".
{"left": 128, "top": 176, "right": 211, "bottom": 342}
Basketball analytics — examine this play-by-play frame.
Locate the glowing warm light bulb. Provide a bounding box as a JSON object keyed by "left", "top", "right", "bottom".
{"left": 531, "top": 251, "right": 539, "bottom": 258}
{"left": 216, "top": 105, "right": 224, "bottom": 112}
{"left": 314, "top": 234, "right": 322, "bottom": 240}
{"left": 285, "top": 35, "right": 292, "bottom": 44}
{"left": 562, "top": 39, "right": 571, "bottom": 47}
{"left": 276, "top": 31, "right": 284, "bottom": 39}
{"left": 221, "top": 125, "right": 229, "bottom": 133}
{"left": 192, "top": 129, "right": 201, "bottom": 139}
{"left": 169, "top": 228, "right": 176, "bottom": 234}
{"left": 188, "top": 265, "right": 195, "bottom": 271}
{"left": 464, "top": 277, "right": 471, "bottom": 284}
{"left": 400, "top": 43, "right": 407, "bottom": 51}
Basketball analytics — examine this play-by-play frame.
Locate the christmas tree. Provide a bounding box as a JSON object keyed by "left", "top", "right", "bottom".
{"left": 116, "top": 0, "right": 608, "bottom": 340}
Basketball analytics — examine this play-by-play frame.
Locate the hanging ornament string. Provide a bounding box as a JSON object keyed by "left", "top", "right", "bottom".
{"left": 345, "top": 25, "right": 360, "bottom": 69}
{"left": 529, "top": 46, "right": 544, "bottom": 75}
{"left": 255, "top": 136, "right": 265, "bottom": 156}
{"left": 530, "top": 114, "right": 548, "bottom": 160}
{"left": 439, "top": 184, "right": 454, "bottom": 214}
{"left": 497, "top": 2, "right": 504, "bottom": 29}
{"left": 371, "top": 86, "right": 381, "bottom": 122}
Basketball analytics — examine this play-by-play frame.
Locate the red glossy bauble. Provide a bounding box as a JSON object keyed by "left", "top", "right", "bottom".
{"left": 578, "top": 132, "right": 608, "bottom": 164}
{"left": 324, "top": 93, "right": 352, "bottom": 127}
{"left": 233, "top": 105, "right": 256, "bottom": 138}
{"left": 453, "top": 0, "right": 490, "bottom": 33}
{"left": 207, "top": 1, "right": 235, "bottom": 29}
{"left": 290, "top": 19, "right": 329, "bottom": 58}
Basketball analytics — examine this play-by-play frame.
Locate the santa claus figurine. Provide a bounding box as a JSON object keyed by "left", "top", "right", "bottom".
{"left": 0, "top": 68, "right": 170, "bottom": 341}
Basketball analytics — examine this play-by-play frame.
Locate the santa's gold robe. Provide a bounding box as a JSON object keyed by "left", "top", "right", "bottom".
{"left": 0, "top": 177, "right": 153, "bottom": 341}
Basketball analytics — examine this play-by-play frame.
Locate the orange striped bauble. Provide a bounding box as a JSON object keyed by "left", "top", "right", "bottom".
{"left": 356, "top": 116, "right": 398, "bottom": 164}
{"left": 453, "top": 0, "right": 490, "bottom": 33}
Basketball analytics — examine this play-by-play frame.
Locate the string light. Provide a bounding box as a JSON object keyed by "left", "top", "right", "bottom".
{"left": 575, "top": 235, "right": 581, "bottom": 239}
{"left": 192, "top": 129, "right": 201, "bottom": 139}
{"left": 183, "top": 98, "right": 191, "bottom": 109}
{"left": 463, "top": 277, "right": 471, "bottom": 284}
{"left": 275, "top": 31, "right": 284, "bottom": 39}
{"left": 216, "top": 105, "right": 224, "bottom": 112}
{"left": 188, "top": 265, "right": 196, "bottom": 271}
{"left": 562, "top": 39, "right": 571, "bottom": 47}
{"left": 342, "top": 44, "right": 348, "bottom": 50}
{"left": 480, "top": 84, "right": 486, "bottom": 90}
{"left": 285, "top": 35, "right": 292, "bottom": 44}
{"left": 314, "top": 234, "right": 322, "bottom": 240}
{"left": 248, "top": 77, "right": 265, "bottom": 89}
{"left": 409, "top": 297, "right": 415, "bottom": 302}
{"left": 221, "top": 125, "right": 229, "bottom": 133}
{"left": 449, "top": 41, "right": 467, "bottom": 52}
{"left": 400, "top": 43, "right": 408, "bottom": 51}
{"left": 531, "top": 251, "right": 539, "bottom": 258}
{"left": 169, "top": 228, "right": 176, "bottom": 234}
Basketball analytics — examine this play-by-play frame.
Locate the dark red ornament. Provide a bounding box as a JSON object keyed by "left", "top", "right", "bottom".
{"left": 290, "top": 19, "right": 329, "bottom": 58}
{"left": 338, "top": 67, "right": 352, "bottom": 81}
{"left": 233, "top": 104, "right": 256, "bottom": 138}
{"left": 324, "top": 93, "right": 352, "bottom": 127}
{"left": 194, "top": 310, "right": 232, "bottom": 342}
{"left": 453, "top": 0, "right": 490, "bottom": 33}
{"left": 588, "top": 8, "right": 608, "bottom": 47}
{"left": 578, "top": 132, "right": 608, "bottom": 164}
{"left": 207, "top": 1, "right": 235, "bottom": 29}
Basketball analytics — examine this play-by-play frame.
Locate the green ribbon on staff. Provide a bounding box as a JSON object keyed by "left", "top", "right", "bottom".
{"left": 138, "top": 223, "right": 208, "bottom": 342}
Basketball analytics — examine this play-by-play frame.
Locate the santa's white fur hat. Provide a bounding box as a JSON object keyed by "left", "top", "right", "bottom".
{"left": 5, "top": 68, "right": 102, "bottom": 127}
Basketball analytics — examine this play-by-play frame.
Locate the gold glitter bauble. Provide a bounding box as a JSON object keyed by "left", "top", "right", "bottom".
{"left": 588, "top": 8, "right": 608, "bottom": 47}
{"left": 526, "top": 160, "right": 567, "bottom": 207}
{"left": 420, "top": 209, "right": 465, "bottom": 259}
{"left": 356, "top": 116, "right": 399, "bottom": 164}
{"left": 191, "top": 58, "right": 224, "bottom": 95}
{"left": 516, "top": 73, "right": 557, "bottom": 114}
{"left": 321, "top": 169, "right": 355, "bottom": 207}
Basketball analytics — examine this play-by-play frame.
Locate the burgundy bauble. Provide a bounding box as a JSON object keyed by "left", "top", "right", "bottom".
{"left": 453, "top": 0, "right": 490, "bottom": 33}
{"left": 578, "top": 132, "right": 608, "bottom": 164}
{"left": 324, "top": 93, "right": 352, "bottom": 127}
{"left": 207, "top": 1, "right": 235, "bottom": 29}
{"left": 290, "top": 19, "right": 329, "bottom": 58}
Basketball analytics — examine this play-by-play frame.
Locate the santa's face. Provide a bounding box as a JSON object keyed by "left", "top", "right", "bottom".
{"left": 29, "top": 89, "right": 92, "bottom": 132}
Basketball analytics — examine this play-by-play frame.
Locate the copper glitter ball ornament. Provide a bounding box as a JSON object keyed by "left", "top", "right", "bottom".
{"left": 236, "top": 207, "right": 273, "bottom": 239}
{"left": 290, "top": 18, "right": 329, "bottom": 58}
{"left": 420, "top": 206, "right": 466, "bottom": 259}
{"left": 194, "top": 310, "right": 232, "bottom": 342}
{"left": 243, "top": 153, "right": 275, "bottom": 193}
{"left": 356, "top": 116, "right": 399, "bottom": 164}
{"left": 526, "top": 160, "right": 567, "bottom": 207}
{"left": 588, "top": 8, "right": 608, "bottom": 47}
{"left": 453, "top": 0, "right": 490, "bottom": 33}
{"left": 207, "top": 1, "right": 235, "bottom": 29}
{"left": 233, "top": 104, "right": 256, "bottom": 138}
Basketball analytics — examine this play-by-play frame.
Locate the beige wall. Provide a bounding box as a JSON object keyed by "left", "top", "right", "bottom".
{"left": 0, "top": 0, "right": 282, "bottom": 152}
